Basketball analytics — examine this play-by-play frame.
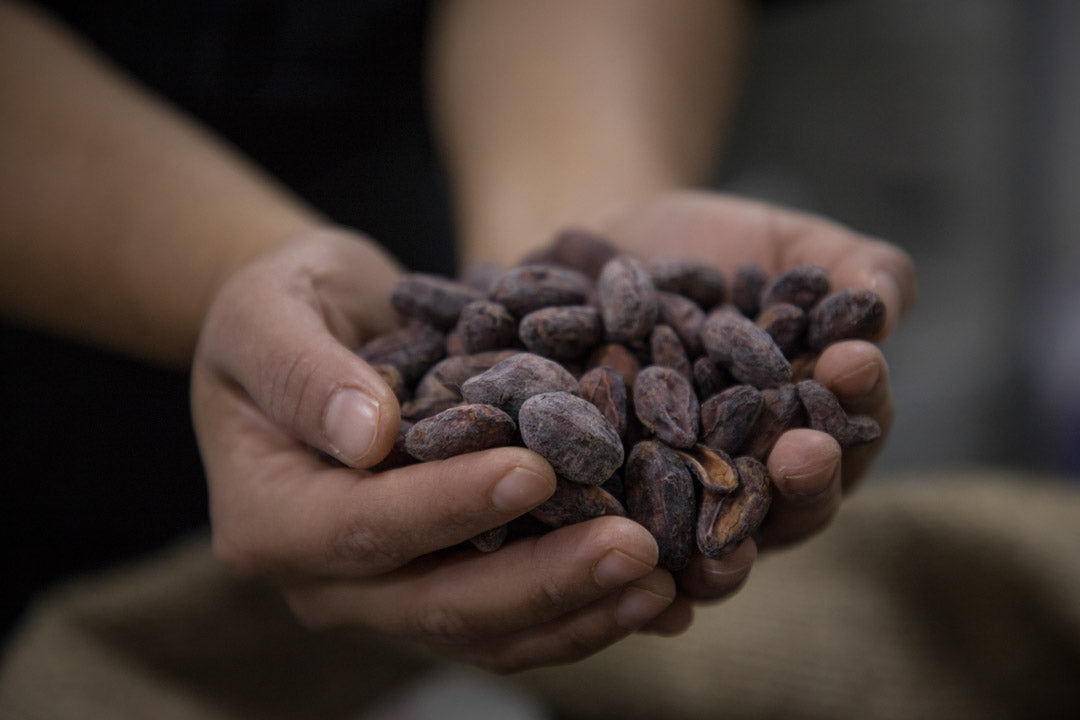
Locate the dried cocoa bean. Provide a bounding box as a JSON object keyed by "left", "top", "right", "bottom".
{"left": 518, "top": 305, "right": 603, "bottom": 360}
{"left": 404, "top": 403, "right": 517, "bottom": 461}
{"left": 371, "top": 363, "right": 407, "bottom": 403}
{"left": 518, "top": 391, "right": 624, "bottom": 486}
{"left": 530, "top": 479, "right": 627, "bottom": 528}
{"left": 701, "top": 307, "right": 792, "bottom": 389}
{"left": 491, "top": 264, "right": 591, "bottom": 317}
{"left": 678, "top": 443, "right": 739, "bottom": 494}
{"left": 692, "top": 356, "right": 731, "bottom": 401}
{"left": 522, "top": 227, "right": 618, "bottom": 279}
{"left": 645, "top": 256, "right": 727, "bottom": 309}
{"left": 632, "top": 365, "right": 700, "bottom": 449}
{"left": 370, "top": 418, "right": 416, "bottom": 472}
{"left": 448, "top": 300, "right": 519, "bottom": 355}
{"left": 649, "top": 324, "right": 692, "bottom": 380}
{"left": 578, "top": 365, "right": 628, "bottom": 440}
{"left": 624, "top": 440, "right": 697, "bottom": 571}
{"left": 470, "top": 524, "right": 508, "bottom": 553}
{"left": 700, "top": 384, "right": 763, "bottom": 455}
{"left": 806, "top": 287, "right": 886, "bottom": 351}
{"left": 413, "top": 349, "right": 520, "bottom": 404}
{"left": 795, "top": 378, "right": 881, "bottom": 448}
{"left": 400, "top": 396, "right": 462, "bottom": 422}
{"left": 391, "top": 273, "right": 485, "bottom": 329}
{"left": 597, "top": 255, "right": 658, "bottom": 344}
{"left": 358, "top": 321, "right": 445, "bottom": 386}
{"left": 761, "top": 264, "right": 830, "bottom": 310}
{"left": 587, "top": 343, "right": 641, "bottom": 388}
{"left": 732, "top": 262, "right": 768, "bottom": 319}
{"left": 460, "top": 352, "right": 578, "bottom": 419}
{"left": 741, "top": 384, "right": 804, "bottom": 460}
{"left": 697, "top": 455, "right": 771, "bottom": 560}
{"left": 656, "top": 290, "right": 706, "bottom": 357}
{"left": 755, "top": 302, "right": 807, "bottom": 358}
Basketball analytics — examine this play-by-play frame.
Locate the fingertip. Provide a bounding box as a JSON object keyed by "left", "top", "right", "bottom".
{"left": 324, "top": 384, "right": 400, "bottom": 468}
{"left": 767, "top": 428, "right": 842, "bottom": 499}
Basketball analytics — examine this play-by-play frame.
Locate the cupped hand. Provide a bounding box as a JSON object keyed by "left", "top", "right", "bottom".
{"left": 594, "top": 190, "right": 916, "bottom": 616}
{"left": 191, "top": 227, "right": 674, "bottom": 672}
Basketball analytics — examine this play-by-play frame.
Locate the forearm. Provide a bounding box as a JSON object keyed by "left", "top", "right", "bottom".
{"left": 428, "top": 0, "right": 749, "bottom": 268}
{"left": 0, "top": 2, "right": 339, "bottom": 367}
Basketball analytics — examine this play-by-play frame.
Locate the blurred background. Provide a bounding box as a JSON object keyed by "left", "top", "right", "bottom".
{"left": 718, "top": 0, "right": 1079, "bottom": 478}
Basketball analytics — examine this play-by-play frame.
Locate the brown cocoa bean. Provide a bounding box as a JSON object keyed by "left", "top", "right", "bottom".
{"left": 449, "top": 300, "right": 519, "bottom": 355}
{"left": 732, "top": 262, "right": 769, "bottom": 319}
{"left": 656, "top": 290, "right": 706, "bottom": 357}
{"left": 587, "top": 343, "right": 641, "bottom": 389}
{"left": 761, "top": 264, "right": 830, "bottom": 310}
{"left": 795, "top": 378, "right": 881, "bottom": 448}
{"left": 404, "top": 403, "right": 517, "bottom": 461}
{"left": 700, "top": 384, "right": 763, "bottom": 455}
{"left": 578, "top": 365, "right": 628, "bottom": 440}
{"left": 644, "top": 256, "right": 727, "bottom": 309}
{"left": 697, "top": 455, "right": 771, "bottom": 560}
{"left": 649, "top": 324, "right": 692, "bottom": 380}
{"left": 391, "top": 273, "right": 485, "bottom": 329}
{"left": 632, "top": 365, "right": 700, "bottom": 449}
{"left": 806, "top": 287, "right": 886, "bottom": 351}
{"left": 741, "top": 384, "right": 804, "bottom": 460}
{"left": 460, "top": 352, "right": 579, "bottom": 419}
{"left": 518, "top": 391, "right": 624, "bottom": 486}
{"left": 371, "top": 363, "right": 407, "bottom": 403}
{"left": 624, "top": 440, "right": 697, "bottom": 571}
{"left": 701, "top": 307, "right": 792, "bottom": 388}
{"left": 518, "top": 305, "right": 603, "bottom": 360}
{"left": 400, "top": 396, "right": 462, "bottom": 422}
{"left": 755, "top": 302, "right": 807, "bottom": 358}
{"left": 597, "top": 255, "right": 658, "bottom": 344}
{"left": 370, "top": 418, "right": 417, "bottom": 472}
{"left": 491, "top": 264, "right": 591, "bottom": 317}
{"left": 523, "top": 227, "right": 619, "bottom": 279}
{"left": 414, "top": 349, "right": 521, "bottom": 403}
{"left": 469, "top": 524, "right": 508, "bottom": 553}
{"left": 678, "top": 443, "right": 739, "bottom": 494}
{"left": 692, "top": 356, "right": 731, "bottom": 401}
{"left": 358, "top": 321, "right": 446, "bottom": 385}
{"left": 530, "top": 479, "right": 627, "bottom": 528}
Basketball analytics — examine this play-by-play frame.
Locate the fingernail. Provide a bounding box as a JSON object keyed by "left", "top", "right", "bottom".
{"left": 491, "top": 467, "right": 554, "bottom": 513}
{"left": 592, "top": 549, "right": 654, "bottom": 590}
{"left": 615, "top": 587, "right": 672, "bottom": 630}
{"left": 834, "top": 360, "right": 881, "bottom": 394}
{"left": 323, "top": 389, "right": 380, "bottom": 465}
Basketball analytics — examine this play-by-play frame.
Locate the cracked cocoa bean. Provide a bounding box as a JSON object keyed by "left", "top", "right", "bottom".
{"left": 761, "top": 264, "right": 830, "bottom": 310}
{"left": 645, "top": 256, "right": 727, "bottom": 309}
{"left": 700, "top": 384, "right": 764, "bottom": 455}
{"left": 806, "top": 287, "right": 886, "bottom": 351}
{"left": 518, "top": 391, "right": 624, "bottom": 486}
{"left": 518, "top": 305, "right": 603, "bottom": 360}
{"left": 678, "top": 443, "right": 739, "bottom": 494}
{"left": 460, "top": 352, "right": 578, "bottom": 419}
{"left": 633, "top": 365, "right": 700, "bottom": 449}
{"left": 597, "top": 255, "right": 658, "bottom": 344}
{"left": 391, "top": 273, "right": 485, "bottom": 329}
{"left": 697, "top": 455, "right": 771, "bottom": 560}
{"left": 404, "top": 403, "right": 517, "bottom": 461}
{"left": 578, "top": 365, "right": 628, "bottom": 440}
{"left": 701, "top": 307, "right": 792, "bottom": 388}
{"left": 491, "top": 265, "right": 591, "bottom": 317}
{"left": 530, "top": 479, "right": 626, "bottom": 528}
{"left": 625, "top": 440, "right": 697, "bottom": 571}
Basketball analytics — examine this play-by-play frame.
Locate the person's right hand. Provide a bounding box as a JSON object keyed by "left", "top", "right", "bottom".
{"left": 190, "top": 227, "right": 674, "bottom": 673}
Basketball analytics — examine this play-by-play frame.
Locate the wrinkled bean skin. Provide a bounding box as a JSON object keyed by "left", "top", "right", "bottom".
{"left": 597, "top": 255, "right": 659, "bottom": 344}
{"left": 578, "top": 365, "right": 629, "bottom": 440}
{"left": 697, "top": 456, "right": 772, "bottom": 560}
{"left": 469, "top": 524, "right": 509, "bottom": 553}
{"left": 587, "top": 343, "right": 641, "bottom": 389}
{"left": 461, "top": 352, "right": 579, "bottom": 419}
{"left": 391, "top": 273, "right": 485, "bottom": 329}
{"left": 522, "top": 227, "right": 619, "bottom": 279}
{"left": 649, "top": 324, "right": 692, "bottom": 380}
{"left": 656, "top": 290, "right": 706, "bottom": 357}
{"left": 491, "top": 265, "right": 591, "bottom": 317}
{"left": 645, "top": 256, "right": 727, "bottom": 310}
{"left": 518, "top": 305, "right": 603, "bottom": 360}
{"left": 741, "top": 384, "right": 804, "bottom": 461}
{"left": 692, "top": 356, "right": 731, "bottom": 401}
{"left": 700, "top": 384, "right": 764, "bottom": 456}
{"left": 625, "top": 440, "right": 697, "bottom": 571}
{"left": 756, "top": 302, "right": 807, "bottom": 358}
{"left": 518, "top": 392, "right": 624, "bottom": 486}
{"left": 806, "top": 287, "right": 886, "bottom": 351}
{"left": 449, "top": 300, "right": 519, "bottom": 355}
{"left": 413, "top": 350, "right": 520, "bottom": 404}
{"left": 760, "top": 264, "right": 831, "bottom": 310}
{"left": 701, "top": 307, "right": 792, "bottom": 389}
{"left": 796, "top": 379, "right": 881, "bottom": 448}
{"left": 633, "top": 365, "right": 700, "bottom": 449}
{"left": 404, "top": 404, "right": 517, "bottom": 461}
{"left": 358, "top": 321, "right": 446, "bottom": 386}
{"left": 530, "top": 479, "right": 627, "bottom": 528}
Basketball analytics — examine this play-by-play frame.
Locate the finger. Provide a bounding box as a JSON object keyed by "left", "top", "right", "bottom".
{"left": 757, "top": 428, "right": 843, "bottom": 550}
{"left": 197, "top": 233, "right": 404, "bottom": 469}
{"left": 432, "top": 568, "right": 679, "bottom": 673}
{"left": 638, "top": 593, "right": 695, "bottom": 636}
{"left": 285, "top": 516, "right": 661, "bottom": 641}
{"left": 812, "top": 340, "right": 894, "bottom": 490}
{"left": 674, "top": 538, "right": 757, "bottom": 602}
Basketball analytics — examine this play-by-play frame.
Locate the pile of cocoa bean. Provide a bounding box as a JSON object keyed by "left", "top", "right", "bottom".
{"left": 358, "top": 228, "right": 885, "bottom": 570}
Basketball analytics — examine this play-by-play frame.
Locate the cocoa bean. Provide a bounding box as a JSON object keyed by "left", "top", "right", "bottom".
{"left": 645, "top": 256, "right": 727, "bottom": 309}
{"left": 625, "top": 440, "right": 697, "bottom": 571}
{"left": 391, "top": 273, "right": 485, "bottom": 329}
{"left": 470, "top": 524, "right": 508, "bottom": 553}
{"left": 518, "top": 391, "right": 624, "bottom": 486}
{"left": 700, "top": 384, "right": 763, "bottom": 455}
{"left": 632, "top": 365, "right": 700, "bottom": 449}
{"left": 656, "top": 290, "right": 706, "bottom": 357}
{"left": 491, "top": 264, "right": 591, "bottom": 317}
{"left": 649, "top": 324, "right": 692, "bottom": 380}
{"left": 358, "top": 321, "right": 445, "bottom": 385}
{"left": 761, "top": 264, "right": 830, "bottom": 310}
{"left": 697, "top": 456, "right": 771, "bottom": 560}
{"left": 597, "top": 255, "right": 658, "bottom": 344}
{"left": 449, "top": 300, "right": 519, "bottom": 355}
{"left": 413, "top": 349, "right": 520, "bottom": 404}
{"left": 522, "top": 227, "right": 618, "bottom": 279}
{"left": 460, "top": 352, "right": 578, "bottom": 419}
{"left": 701, "top": 307, "right": 792, "bottom": 388}
{"left": 518, "top": 305, "right": 603, "bottom": 360}
{"left": 795, "top": 378, "right": 881, "bottom": 448}
{"left": 587, "top": 343, "right": 641, "bottom": 389}
{"left": 692, "top": 356, "right": 731, "bottom": 401}
{"left": 755, "top": 302, "right": 807, "bottom": 358}
{"left": 741, "top": 384, "right": 804, "bottom": 460}
{"left": 404, "top": 403, "right": 517, "bottom": 461}
{"left": 732, "top": 262, "right": 768, "bottom": 319}
{"left": 806, "top": 287, "right": 886, "bottom": 351}
{"left": 578, "top": 365, "right": 628, "bottom": 440}
{"left": 530, "top": 479, "right": 627, "bottom": 528}
{"left": 678, "top": 443, "right": 739, "bottom": 494}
